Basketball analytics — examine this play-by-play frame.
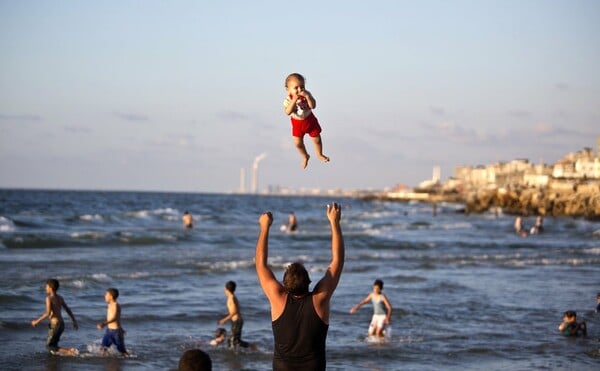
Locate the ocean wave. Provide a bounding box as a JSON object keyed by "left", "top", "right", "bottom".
{"left": 438, "top": 222, "right": 474, "bottom": 230}
{"left": 78, "top": 214, "right": 104, "bottom": 222}
{"left": 209, "top": 260, "right": 255, "bottom": 271}
{"left": 1, "top": 231, "right": 180, "bottom": 249}
{"left": 70, "top": 231, "right": 106, "bottom": 240}
{"left": 582, "top": 247, "right": 600, "bottom": 255}
{"left": 125, "top": 207, "right": 179, "bottom": 220}
{"left": 90, "top": 273, "right": 112, "bottom": 282}
{"left": 0, "top": 216, "right": 16, "bottom": 232}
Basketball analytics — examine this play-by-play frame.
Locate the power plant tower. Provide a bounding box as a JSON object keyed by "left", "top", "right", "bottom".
{"left": 251, "top": 153, "right": 267, "bottom": 194}
{"left": 432, "top": 166, "right": 441, "bottom": 182}
{"left": 239, "top": 168, "right": 246, "bottom": 194}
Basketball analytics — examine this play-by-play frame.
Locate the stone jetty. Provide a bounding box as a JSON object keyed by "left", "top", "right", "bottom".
{"left": 364, "top": 181, "right": 600, "bottom": 219}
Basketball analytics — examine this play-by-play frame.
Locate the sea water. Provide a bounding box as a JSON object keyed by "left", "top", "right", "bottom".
{"left": 1, "top": 189, "right": 599, "bottom": 370}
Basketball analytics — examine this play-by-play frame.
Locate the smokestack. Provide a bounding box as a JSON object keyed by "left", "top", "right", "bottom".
{"left": 252, "top": 153, "right": 267, "bottom": 194}
{"left": 239, "top": 168, "right": 246, "bottom": 193}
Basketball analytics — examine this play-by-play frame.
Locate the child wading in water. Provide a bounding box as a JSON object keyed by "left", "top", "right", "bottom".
{"left": 218, "top": 281, "right": 250, "bottom": 348}
{"left": 558, "top": 310, "right": 587, "bottom": 337}
{"left": 350, "top": 279, "right": 393, "bottom": 339}
{"left": 97, "top": 287, "right": 128, "bottom": 356}
{"left": 31, "top": 278, "right": 79, "bottom": 355}
{"left": 283, "top": 73, "right": 329, "bottom": 169}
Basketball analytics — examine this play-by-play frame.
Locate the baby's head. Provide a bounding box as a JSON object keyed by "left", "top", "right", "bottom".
{"left": 285, "top": 73, "right": 306, "bottom": 95}
{"left": 285, "top": 73, "right": 305, "bottom": 87}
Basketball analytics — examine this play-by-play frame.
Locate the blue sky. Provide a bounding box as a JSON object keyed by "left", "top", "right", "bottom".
{"left": 1, "top": 0, "right": 599, "bottom": 192}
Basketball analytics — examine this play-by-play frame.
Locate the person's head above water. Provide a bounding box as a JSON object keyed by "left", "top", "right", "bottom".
{"left": 283, "top": 262, "right": 311, "bottom": 295}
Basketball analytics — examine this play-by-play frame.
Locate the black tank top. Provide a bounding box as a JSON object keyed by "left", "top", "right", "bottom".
{"left": 272, "top": 293, "right": 329, "bottom": 371}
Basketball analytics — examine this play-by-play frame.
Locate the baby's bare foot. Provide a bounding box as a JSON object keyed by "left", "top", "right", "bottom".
{"left": 302, "top": 155, "right": 310, "bottom": 169}
{"left": 318, "top": 154, "right": 330, "bottom": 163}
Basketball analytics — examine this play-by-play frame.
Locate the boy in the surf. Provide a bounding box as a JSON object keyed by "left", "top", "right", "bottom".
{"left": 596, "top": 292, "right": 600, "bottom": 313}
{"left": 283, "top": 73, "right": 329, "bottom": 169}
{"left": 218, "top": 281, "right": 250, "bottom": 348}
{"left": 558, "top": 310, "right": 587, "bottom": 337}
{"left": 349, "top": 279, "right": 393, "bottom": 338}
{"left": 31, "top": 278, "right": 79, "bottom": 355}
{"left": 97, "top": 287, "right": 129, "bottom": 356}
{"left": 182, "top": 210, "right": 193, "bottom": 229}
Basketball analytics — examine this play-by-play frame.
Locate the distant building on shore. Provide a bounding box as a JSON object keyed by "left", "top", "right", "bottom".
{"left": 451, "top": 136, "right": 600, "bottom": 190}
{"left": 552, "top": 147, "right": 600, "bottom": 179}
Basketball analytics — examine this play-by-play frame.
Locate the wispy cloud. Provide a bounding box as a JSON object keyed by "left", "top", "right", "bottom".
{"left": 555, "top": 82, "right": 569, "bottom": 91}
{"left": 0, "top": 113, "right": 42, "bottom": 122}
{"left": 215, "top": 110, "right": 250, "bottom": 122}
{"left": 114, "top": 112, "right": 149, "bottom": 122}
{"left": 146, "top": 134, "right": 197, "bottom": 149}
{"left": 63, "top": 125, "right": 92, "bottom": 134}
{"left": 423, "top": 121, "right": 482, "bottom": 144}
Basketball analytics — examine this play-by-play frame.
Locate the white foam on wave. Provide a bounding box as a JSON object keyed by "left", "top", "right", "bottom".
{"left": 0, "top": 216, "right": 15, "bottom": 232}
{"left": 210, "top": 260, "right": 254, "bottom": 271}
{"left": 152, "top": 207, "right": 178, "bottom": 215}
{"left": 127, "top": 210, "right": 150, "bottom": 219}
{"left": 90, "top": 273, "right": 112, "bottom": 282}
{"left": 72, "top": 280, "right": 86, "bottom": 289}
{"left": 583, "top": 247, "right": 600, "bottom": 255}
{"left": 128, "top": 271, "right": 150, "bottom": 279}
{"left": 84, "top": 342, "right": 137, "bottom": 358}
{"left": 79, "top": 214, "right": 104, "bottom": 222}
{"left": 502, "top": 257, "right": 600, "bottom": 267}
{"left": 71, "top": 231, "right": 105, "bottom": 239}
{"left": 439, "top": 222, "right": 473, "bottom": 230}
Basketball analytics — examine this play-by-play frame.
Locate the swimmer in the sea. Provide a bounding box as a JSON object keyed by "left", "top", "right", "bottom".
{"left": 182, "top": 211, "right": 193, "bottom": 229}
{"left": 287, "top": 212, "right": 298, "bottom": 232}
{"left": 210, "top": 328, "right": 227, "bottom": 346}
{"left": 558, "top": 310, "right": 586, "bottom": 337}
{"left": 514, "top": 215, "right": 528, "bottom": 237}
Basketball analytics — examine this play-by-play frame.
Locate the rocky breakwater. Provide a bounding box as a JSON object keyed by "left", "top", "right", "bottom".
{"left": 464, "top": 182, "right": 600, "bottom": 219}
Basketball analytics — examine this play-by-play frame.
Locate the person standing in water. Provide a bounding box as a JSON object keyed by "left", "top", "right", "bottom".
{"left": 218, "top": 281, "right": 250, "bottom": 349}
{"left": 350, "top": 279, "right": 393, "bottom": 339}
{"left": 255, "top": 203, "right": 344, "bottom": 370}
{"left": 182, "top": 211, "right": 193, "bottom": 229}
{"left": 31, "top": 278, "right": 79, "bottom": 355}
{"left": 287, "top": 212, "right": 298, "bottom": 232}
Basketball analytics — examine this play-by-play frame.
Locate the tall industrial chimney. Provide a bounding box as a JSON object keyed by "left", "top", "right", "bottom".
{"left": 252, "top": 153, "right": 267, "bottom": 194}
{"left": 239, "top": 168, "right": 246, "bottom": 193}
